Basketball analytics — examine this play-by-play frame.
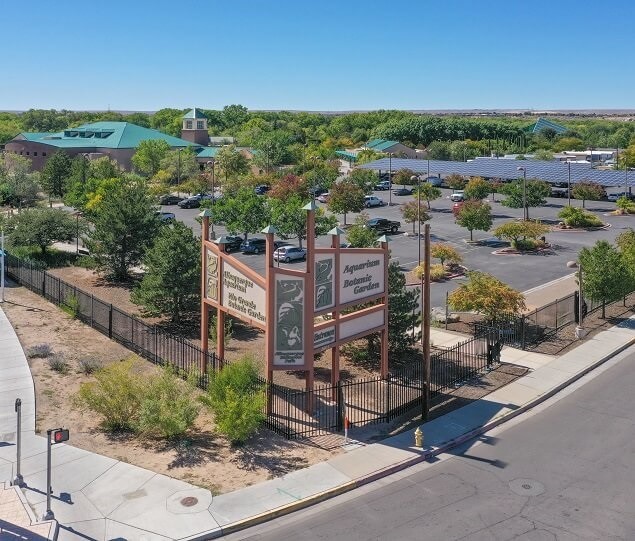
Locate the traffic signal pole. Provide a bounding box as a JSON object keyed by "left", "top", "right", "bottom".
{"left": 43, "top": 429, "right": 54, "bottom": 520}
{"left": 12, "top": 398, "right": 24, "bottom": 487}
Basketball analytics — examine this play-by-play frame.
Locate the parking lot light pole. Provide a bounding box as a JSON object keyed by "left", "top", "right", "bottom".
{"left": 517, "top": 166, "right": 527, "bottom": 220}
{"left": 206, "top": 161, "right": 216, "bottom": 238}
{"left": 412, "top": 175, "right": 421, "bottom": 263}
{"left": 388, "top": 153, "right": 393, "bottom": 206}
{"left": 567, "top": 161, "right": 571, "bottom": 206}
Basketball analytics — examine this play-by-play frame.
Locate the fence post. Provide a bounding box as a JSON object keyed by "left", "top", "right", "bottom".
{"left": 154, "top": 327, "right": 158, "bottom": 364}
{"left": 555, "top": 298, "right": 558, "bottom": 330}
{"left": 57, "top": 276, "right": 61, "bottom": 306}
{"left": 521, "top": 315, "right": 526, "bottom": 350}
{"left": 287, "top": 390, "right": 292, "bottom": 439}
{"left": 42, "top": 272, "right": 46, "bottom": 298}
{"left": 108, "top": 304, "right": 113, "bottom": 339}
{"left": 90, "top": 295, "right": 94, "bottom": 327}
{"left": 336, "top": 380, "right": 343, "bottom": 431}
{"left": 385, "top": 373, "right": 391, "bottom": 422}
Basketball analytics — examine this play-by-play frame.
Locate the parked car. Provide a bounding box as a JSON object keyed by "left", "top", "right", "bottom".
{"left": 308, "top": 186, "right": 328, "bottom": 197}
{"left": 607, "top": 192, "right": 634, "bottom": 202}
{"left": 374, "top": 180, "right": 392, "bottom": 191}
{"left": 426, "top": 176, "right": 443, "bottom": 187}
{"left": 450, "top": 190, "right": 465, "bottom": 202}
{"left": 317, "top": 192, "right": 330, "bottom": 203}
{"left": 273, "top": 246, "right": 307, "bottom": 263}
{"left": 158, "top": 194, "right": 183, "bottom": 205}
{"left": 240, "top": 237, "right": 267, "bottom": 254}
{"left": 392, "top": 187, "right": 413, "bottom": 196}
{"left": 364, "top": 195, "right": 384, "bottom": 208}
{"left": 551, "top": 187, "right": 570, "bottom": 198}
{"left": 178, "top": 196, "right": 201, "bottom": 209}
{"left": 255, "top": 184, "right": 270, "bottom": 195}
{"left": 156, "top": 211, "right": 176, "bottom": 221}
{"left": 215, "top": 235, "right": 244, "bottom": 253}
{"left": 365, "top": 217, "right": 401, "bottom": 234}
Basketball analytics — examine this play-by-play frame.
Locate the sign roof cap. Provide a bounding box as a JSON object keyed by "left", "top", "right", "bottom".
{"left": 198, "top": 209, "right": 213, "bottom": 218}
{"left": 328, "top": 226, "right": 346, "bottom": 236}
{"left": 261, "top": 225, "right": 277, "bottom": 234}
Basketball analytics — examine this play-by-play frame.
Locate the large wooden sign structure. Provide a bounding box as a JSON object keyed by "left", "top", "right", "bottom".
{"left": 199, "top": 203, "right": 390, "bottom": 394}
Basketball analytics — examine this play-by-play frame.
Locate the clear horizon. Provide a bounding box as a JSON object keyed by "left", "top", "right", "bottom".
{"left": 3, "top": 0, "right": 633, "bottom": 111}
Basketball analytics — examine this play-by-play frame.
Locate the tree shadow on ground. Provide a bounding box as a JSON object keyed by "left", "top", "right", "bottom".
{"left": 153, "top": 430, "right": 222, "bottom": 469}
{"left": 230, "top": 432, "right": 309, "bottom": 476}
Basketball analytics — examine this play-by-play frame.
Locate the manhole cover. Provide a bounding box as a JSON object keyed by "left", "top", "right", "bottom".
{"left": 180, "top": 496, "right": 199, "bottom": 507}
{"left": 509, "top": 478, "right": 545, "bottom": 497}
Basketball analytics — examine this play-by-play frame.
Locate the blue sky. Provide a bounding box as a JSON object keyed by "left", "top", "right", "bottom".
{"left": 2, "top": 0, "right": 633, "bottom": 111}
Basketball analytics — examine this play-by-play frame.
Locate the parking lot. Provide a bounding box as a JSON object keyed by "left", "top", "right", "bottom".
{"left": 164, "top": 185, "right": 634, "bottom": 308}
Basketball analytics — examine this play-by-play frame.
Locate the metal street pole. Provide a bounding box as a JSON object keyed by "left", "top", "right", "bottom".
{"left": 423, "top": 223, "right": 431, "bottom": 420}
{"left": 1, "top": 229, "right": 5, "bottom": 303}
{"left": 43, "top": 430, "right": 54, "bottom": 520}
{"left": 412, "top": 175, "right": 421, "bottom": 263}
{"left": 12, "top": 398, "right": 24, "bottom": 487}
{"left": 517, "top": 166, "right": 527, "bottom": 220}
{"left": 567, "top": 161, "right": 571, "bottom": 206}
{"left": 207, "top": 161, "right": 216, "bottom": 238}
{"left": 388, "top": 153, "right": 393, "bottom": 206}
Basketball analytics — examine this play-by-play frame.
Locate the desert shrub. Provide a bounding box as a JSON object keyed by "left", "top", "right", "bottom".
{"left": 558, "top": 206, "right": 603, "bottom": 228}
{"left": 74, "top": 358, "right": 145, "bottom": 431}
{"left": 61, "top": 293, "right": 80, "bottom": 318}
{"left": 137, "top": 365, "right": 200, "bottom": 438}
{"left": 202, "top": 356, "right": 265, "bottom": 444}
{"left": 209, "top": 314, "right": 234, "bottom": 346}
{"left": 414, "top": 263, "right": 447, "bottom": 281}
{"left": 78, "top": 357, "right": 102, "bottom": 375}
{"left": 27, "top": 343, "right": 52, "bottom": 358}
{"left": 47, "top": 353, "right": 69, "bottom": 373}
{"left": 75, "top": 255, "right": 97, "bottom": 269}
{"left": 615, "top": 196, "right": 635, "bottom": 215}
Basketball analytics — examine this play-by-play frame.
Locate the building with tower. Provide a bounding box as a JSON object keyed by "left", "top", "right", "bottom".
{"left": 181, "top": 108, "right": 210, "bottom": 146}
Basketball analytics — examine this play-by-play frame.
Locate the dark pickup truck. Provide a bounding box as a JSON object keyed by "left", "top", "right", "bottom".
{"left": 365, "top": 217, "right": 401, "bottom": 234}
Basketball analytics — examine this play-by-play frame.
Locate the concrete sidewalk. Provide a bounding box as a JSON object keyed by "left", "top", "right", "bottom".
{"left": 1, "top": 302, "right": 635, "bottom": 540}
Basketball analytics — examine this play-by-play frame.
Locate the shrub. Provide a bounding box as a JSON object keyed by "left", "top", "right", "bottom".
{"left": 209, "top": 314, "right": 234, "bottom": 346}
{"left": 74, "top": 358, "right": 145, "bottom": 431}
{"left": 414, "top": 263, "right": 447, "bottom": 281}
{"left": 78, "top": 357, "right": 102, "bottom": 375}
{"left": 61, "top": 293, "right": 80, "bottom": 318}
{"left": 616, "top": 196, "right": 635, "bottom": 215}
{"left": 201, "top": 356, "right": 265, "bottom": 444}
{"left": 137, "top": 365, "right": 200, "bottom": 438}
{"left": 492, "top": 220, "right": 549, "bottom": 249}
{"left": 47, "top": 353, "right": 69, "bottom": 373}
{"left": 430, "top": 243, "right": 463, "bottom": 267}
{"left": 558, "top": 206, "right": 603, "bottom": 228}
{"left": 75, "top": 255, "right": 97, "bottom": 269}
{"left": 27, "top": 343, "right": 52, "bottom": 358}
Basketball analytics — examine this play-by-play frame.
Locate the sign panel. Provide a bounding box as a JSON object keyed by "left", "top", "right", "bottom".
{"left": 314, "top": 325, "right": 336, "bottom": 350}
{"left": 274, "top": 275, "right": 306, "bottom": 366}
{"left": 340, "top": 310, "right": 385, "bottom": 340}
{"left": 205, "top": 249, "right": 219, "bottom": 301}
{"left": 221, "top": 261, "right": 266, "bottom": 325}
{"left": 314, "top": 255, "right": 335, "bottom": 312}
{"left": 339, "top": 252, "right": 385, "bottom": 305}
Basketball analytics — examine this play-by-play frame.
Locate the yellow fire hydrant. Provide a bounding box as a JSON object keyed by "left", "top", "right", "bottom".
{"left": 414, "top": 426, "right": 423, "bottom": 448}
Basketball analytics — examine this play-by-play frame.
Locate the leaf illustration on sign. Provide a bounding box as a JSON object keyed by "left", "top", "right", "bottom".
{"left": 315, "top": 257, "right": 334, "bottom": 310}
{"left": 276, "top": 279, "right": 304, "bottom": 352}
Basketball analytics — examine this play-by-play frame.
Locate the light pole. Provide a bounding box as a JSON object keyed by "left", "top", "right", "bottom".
{"left": 177, "top": 148, "right": 182, "bottom": 185}
{"left": 517, "top": 166, "right": 527, "bottom": 220}
{"left": 412, "top": 175, "right": 421, "bottom": 263}
{"left": 567, "top": 161, "right": 571, "bottom": 207}
{"left": 206, "top": 161, "right": 216, "bottom": 238}
{"left": 388, "top": 153, "right": 393, "bottom": 206}
{"left": 567, "top": 260, "right": 586, "bottom": 339}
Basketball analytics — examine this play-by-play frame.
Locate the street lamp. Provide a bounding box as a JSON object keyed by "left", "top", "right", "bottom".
{"left": 412, "top": 175, "right": 421, "bottom": 263}
{"left": 388, "top": 153, "right": 393, "bottom": 206}
{"left": 206, "top": 160, "right": 216, "bottom": 238}
{"left": 567, "top": 161, "right": 571, "bottom": 207}
{"left": 567, "top": 260, "right": 586, "bottom": 339}
{"left": 517, "top": 166, "right": 528, "bottom": 220}
{"left": 177, "top": 148, "right": 183, "bottom": 185}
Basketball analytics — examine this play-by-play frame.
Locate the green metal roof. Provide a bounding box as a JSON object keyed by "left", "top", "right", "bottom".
{"left": 335, "top": 150, "right": 358, "bottom": 161}
{"left": 17, "top": 122, "right": 196, "bottom": 150}
{"left": 196, "top": 147, "right": 219, "bottom": 158}
{"left": 366, "top": 139, "right": 400, "bottom": 151}
{"left": 524, "top": 117, "right": 567, "bottom": 135}
{"left": 183, "top": 108, "right": 207, "bottom": 119}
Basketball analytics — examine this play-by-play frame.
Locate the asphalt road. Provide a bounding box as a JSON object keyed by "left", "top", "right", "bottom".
{"left": 229, "top": 345, "right": 635, "bottom": 540}
{"left": 165, "top": 185, "right": 635, "bottom": 307}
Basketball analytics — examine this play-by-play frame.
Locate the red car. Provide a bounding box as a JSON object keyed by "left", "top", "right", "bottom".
{"left": 452, "top": 202, "right": 464, "bottom": 217}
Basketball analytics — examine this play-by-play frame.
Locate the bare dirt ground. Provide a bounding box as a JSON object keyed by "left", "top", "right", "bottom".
{"left": 1, "top": 280, "right": 337, "bottom": 494}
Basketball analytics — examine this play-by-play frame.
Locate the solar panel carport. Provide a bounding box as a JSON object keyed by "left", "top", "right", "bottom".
{"left": 358, "top": 157, "right": 632, "bottom": 188}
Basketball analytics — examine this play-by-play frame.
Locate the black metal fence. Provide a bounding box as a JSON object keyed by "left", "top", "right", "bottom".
{"left": 4, "top": 254, "right": 500, "bottom": 440}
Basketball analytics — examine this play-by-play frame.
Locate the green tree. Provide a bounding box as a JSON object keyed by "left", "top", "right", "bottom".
{"left": 8, "top": 208, "right": 79, "bottom": 254}
{"left": 132, "top": 139, "right": 171, "bottom": 177}
{"left": 160, "top": 148, "right": 199, "bottom": 184}
{"left": 558, "top": 206, "right": 603, "bottom": 227}
{"left": 426, "top": 141, "right": 451, "bottom": 160}
{"left": 445, "top": 173, "right": 467, "bottom": 190}
{"left": 449, "top": 271, "right": 526, "bottom": 322}
{"left": 40, "top": 150, "right": 72, "bottom": 199}
{"left": 201, "top": 356, "right": 265, "bottom": 444}
{"left": 463, "top": 176, "right": 490, "bottom": 201}
{"left": 87, "top": 176, "right": 159, "bottom": 280}
{"left": 0, "top": 155, "right": 39, "bottom": 207}
{"left": 616, "top": 229, "right": 635, "bottom": 292}
{"left": 571, "top": 181, "right": 605, "bottom": 208}
{"left": 216, "top": 145, "right": 250, "bottom": 183}
{"left": 492, "top": 220, "right": 549, "bottom": 249}
{"left": 431, "top": 243, "right": 463, "bottom": 268}
{"left": 327, "top": 180, "right": 365, "bottom": 225}
{"left": 346, "top": 212, "right": 378, "bottom": 248}
{"left": 393, "top": 168, "right": 416, "bottom": 187}
{"left": 387, "top": 261, "right": 420, "bottom": 354}
{"left": 253, "top": 131, "right": 293, "bottom": 172}
{"left": 348, "top": 168, "right": 377, "bottom": 194}
{"left": 499, "top": 179, "right": 551, "bottom": 218}
{"left": 270, "top": 195, "right": 337, "bottom": 248}
{"left": 414, "top": 182, "right": 442, "bottom": 209}
{"left": 616, "top": 196, "right": 635, "bottom": 214}
{"left": 579, "top": 240, "right": 631, "bottom": 318}
{"left": 356, "top": 149, "right": 382, "bottom": 165}
{"left": 455, "top": 200, "right": 492, "bottom": 241}
{"left": 210, "top": 187, "right": 270, "bottom": 240}
{"left": 268, "top": 174, "right": 309, "bottom": 200}
{"left": 533, "top": 149, "right": 554, "bottom": 161}
{"left": 400, "top": 200, "right": 430, "bottom": 234}
{"left": 132, "top": 222, "right": 200, "bottom": 322}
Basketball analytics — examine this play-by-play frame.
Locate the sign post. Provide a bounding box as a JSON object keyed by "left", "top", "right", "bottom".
{"left": 43, "top": 428, "right": 69, "bottom": 521}
{"left": 12, "top": 398, "right": 24, "bottom": 487}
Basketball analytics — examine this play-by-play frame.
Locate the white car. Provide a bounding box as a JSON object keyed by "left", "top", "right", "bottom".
{"left": 607, "top": 192, "right": 631, "bottom": 202}
{"left": 273, "top": 246, "right": 307, "bottom": 263}
{"left": 450, "top": 190, "right": 465, "bottom": 202}
{"left": 364, "top": 195, "right": 384, "bottom": 208}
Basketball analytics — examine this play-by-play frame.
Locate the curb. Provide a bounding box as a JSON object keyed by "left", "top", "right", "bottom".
{"left": 215, "top": 336, "right": 635, "bottom": 539}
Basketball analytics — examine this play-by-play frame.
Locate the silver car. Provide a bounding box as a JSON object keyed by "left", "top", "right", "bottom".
{"left": 273, "top": 246, "right": 307, "bottom": 263}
